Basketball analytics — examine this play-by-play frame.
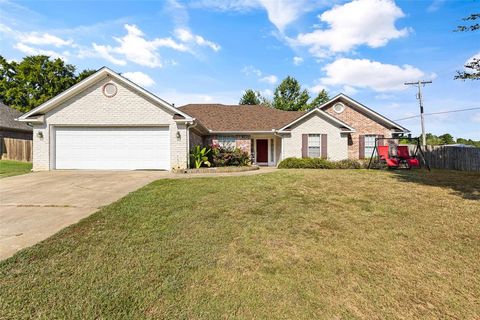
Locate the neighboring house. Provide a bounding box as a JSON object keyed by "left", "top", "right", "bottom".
{"left": 17, "top": 67, "right": 409, "bottom": 171}
{"left": 1, "top": 102, "right": 33, "bottom": 161}
{"left": 1, "top": 102, "right": 33, "bottom": 140}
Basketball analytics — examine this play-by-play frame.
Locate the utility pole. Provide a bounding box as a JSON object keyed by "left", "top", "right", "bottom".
{"left": 404, "top": 80, "right": 432, "bottom": 147}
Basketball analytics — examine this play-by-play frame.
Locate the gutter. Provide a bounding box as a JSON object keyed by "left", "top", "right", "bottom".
{"left": 16, "top": 115, "right": 45, "bottom": 124}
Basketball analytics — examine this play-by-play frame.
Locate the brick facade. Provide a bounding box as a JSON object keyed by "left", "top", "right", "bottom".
{"left": 323, "top": 100, "right": 395, "bottom": 159}
{"left": 189, "top": 129, "right": 204, "bottom": 149}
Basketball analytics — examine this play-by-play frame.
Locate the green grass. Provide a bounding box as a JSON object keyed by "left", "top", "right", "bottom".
{"left": 1, "top": 169, "right": 479, "bottom": 319}
{"left": 0, "top": 160, "right": 32, "bottom": 178}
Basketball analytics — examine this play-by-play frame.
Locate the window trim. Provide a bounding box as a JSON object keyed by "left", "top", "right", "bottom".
{"left": 364, "top": 134, "right": 377, "bottom": 157}
{"left": 307, "top": 134, "right": 321, "bottom": 158}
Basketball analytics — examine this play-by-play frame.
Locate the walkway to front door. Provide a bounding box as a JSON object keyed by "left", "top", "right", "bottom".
{"left": 256, "top": 139, "right": 268, "bottom": 163}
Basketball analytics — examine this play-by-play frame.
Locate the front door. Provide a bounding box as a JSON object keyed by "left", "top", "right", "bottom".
{"left": 256, "top": 139, "right": 268, "bottom": 163}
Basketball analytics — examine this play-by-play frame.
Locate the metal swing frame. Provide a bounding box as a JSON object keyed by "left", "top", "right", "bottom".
{"left": 367, "top": 136, "right": 431, "bottom": 171}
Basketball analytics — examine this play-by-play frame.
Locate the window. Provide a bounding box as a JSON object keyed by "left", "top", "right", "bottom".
{"left": 218, "top": 135, "right": 235, "bottom": 148}
{"left": 365, "top": 135, "right": 377, "bottom": 157}
{"left": 333, "top": 102, "right": 345, "bottom": 114}
{"left": 308, "top": 134, "right": 321, "bottom": 158}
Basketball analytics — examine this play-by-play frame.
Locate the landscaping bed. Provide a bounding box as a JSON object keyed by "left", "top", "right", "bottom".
{"left": 175, "top": 165, "right": 259, "bottom": 174}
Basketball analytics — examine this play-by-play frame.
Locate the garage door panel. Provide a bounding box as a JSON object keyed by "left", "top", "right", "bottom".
{"left": 55, "top": 127, "right": 170, "bottom": 170}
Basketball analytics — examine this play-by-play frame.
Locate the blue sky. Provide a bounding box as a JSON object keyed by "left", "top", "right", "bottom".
{"left": 1, "top": 0, "right": 479, "bottom": 139}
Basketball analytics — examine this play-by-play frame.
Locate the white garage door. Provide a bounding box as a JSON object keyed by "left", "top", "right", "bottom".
{"left": 55, "top": 127, "right": 170, "bottom": 170}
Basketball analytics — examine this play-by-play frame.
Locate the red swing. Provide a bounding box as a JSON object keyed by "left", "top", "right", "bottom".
{"left": 397, "top": 146, "right": 420, "bottom": 168}
{"left": 378, "top": 146, "right": 399, "bottom": 168}
{"left": 367, "top": 136, "right": 430, "bottom": 171}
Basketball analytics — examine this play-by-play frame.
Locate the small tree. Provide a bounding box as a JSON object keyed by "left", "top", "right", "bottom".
{"left": 308, "top": 89, "right": 330, "bottom": 110}
{"left": 272, "top": 76, "right": 310, "bottom": 111}
{"left": 454, "top": 13, "right": 479, "bottom": 80}
{"left": 239, "top": 89, "right": 261, "bottom": 105}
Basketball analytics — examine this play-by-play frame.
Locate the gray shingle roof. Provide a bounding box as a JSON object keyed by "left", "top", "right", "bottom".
{"left": 0, "top": 102, "right": 33, "bottom": 132}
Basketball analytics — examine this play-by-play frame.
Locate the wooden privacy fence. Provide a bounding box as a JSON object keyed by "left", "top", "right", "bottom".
{"left": 402, "top": 144, "right": 480, "bottom": 172}
{"left": 0, "top": 137, "right": 33, "bottom": 162}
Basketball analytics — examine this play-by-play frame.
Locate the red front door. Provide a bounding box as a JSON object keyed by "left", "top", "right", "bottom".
{"left": 256, "top": 139, "right": 268, "bottom": 163}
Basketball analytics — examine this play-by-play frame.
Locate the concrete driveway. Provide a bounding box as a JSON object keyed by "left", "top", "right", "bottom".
{"left": 0, "top": 170, "right": 171, "bottom": 260}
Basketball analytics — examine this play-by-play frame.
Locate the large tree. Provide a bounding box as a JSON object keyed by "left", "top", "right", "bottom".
{"left": 454, "top": 13, "right": 479, "bottom": 80}
{"left": 0, "top": 55, "right": 96, "bottom": 112}
{"left": 239, "top": 89, "right": 261, "bottom": 105}
{"left": 272, "top": 76, "right": 310, "bottom": 111}
{"left": 308, "top": 89, "right": 330, "bottom": 109}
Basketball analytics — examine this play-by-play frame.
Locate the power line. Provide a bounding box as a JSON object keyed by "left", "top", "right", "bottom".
{"left": 394, "top": 107, "right": 480, "bottom": 121}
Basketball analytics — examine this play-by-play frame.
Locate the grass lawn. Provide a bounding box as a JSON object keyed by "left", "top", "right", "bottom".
{"left": 1, "top": 169, "right": 479, "bottom": 319}
{"left": 0, "top": 160, "right": 32, "bottom": 178}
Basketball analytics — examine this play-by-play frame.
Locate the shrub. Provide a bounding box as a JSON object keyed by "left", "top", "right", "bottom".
{"left": 278, "top": 157, "right": 334, "bottom": 169}
{"left": 278, "top": 157, "right": 365, "bottom": 169}
{"left": 190, "top": 145, "right": 211, "bottom": 169}
{"left": 210, "top": 145, "right": 251, "bottom": 167}
{"left": 334, "top": 159, "right": 364, "bottom": 169}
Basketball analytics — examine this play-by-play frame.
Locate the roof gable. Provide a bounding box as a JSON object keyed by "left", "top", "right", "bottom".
{"left": 18, "top": 67, "right": 192, "bottom": 122}
{"left": 278, "top": 108, "right": 355, "bottom": 132}
{"left": 318, "top": 94, "right": 409, "bottom": 132}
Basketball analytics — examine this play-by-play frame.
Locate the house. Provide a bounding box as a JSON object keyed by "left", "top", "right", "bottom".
{"left": 1, "top": 102, "right": 33, "bottom": 140}
{"left": 1, "top": 102, "right": 33, "bottom": 161}
{"left": 17, "top": 67, "right": 409, "bottom": 171}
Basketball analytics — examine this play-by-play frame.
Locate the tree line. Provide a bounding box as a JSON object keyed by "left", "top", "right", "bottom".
{"left": 239, "top": 76, "right": 330, "bottom": 111}
{"left": 401, "top": 133, "right": 480, "bottom": 148}
{"left": 0, "top": 55, "right": 96, "bottom": 113}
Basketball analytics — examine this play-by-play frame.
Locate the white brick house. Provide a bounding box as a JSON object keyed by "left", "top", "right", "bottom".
{"left": 18, "top": 67, "right": 409, "bottom": 171}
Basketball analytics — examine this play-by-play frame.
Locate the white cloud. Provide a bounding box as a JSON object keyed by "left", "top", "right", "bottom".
{"left": 18, "top": 32, "right": 73, "bottom": 47}
{"left": 157, "top": 88, "right": 239, "bottom": 105}
{"left": 91, "top": 24, "right": 219, "bottom": 68}
{"left": 111, "top": 24, "right": 189, "bottom": 68}
{"left": 257, "top": 0, "right": 310, "bottom": 32}
{"left": 427, "top": 0, "right": 445, "bottom": 12}
{"left": 375, "top": 93, "right": 396, "bottom": 100}
{"left": 1, "top": 22, "right": 75, "bottom": 58}
{"left": 191, "top": 0, "right": 328, "bottom": 31}
{"left": 342, "top": 85, "right": 358, "bottom": 95}
{"left": 190, "top": 0, "right": 258, "bottom": 12}
{"left": 242, "top": 65, "right": 262, "bottom": 77}
{"left": 122, "top": 71, "right": 156, "bottom": 87}
{"left": 293, "top": 56, "right": 303, "bottom": 65}
{"left": 320, "top": 58, "right": 427, "bottom": 92}
{"left": 308, "top": 83, "right": 328, "bottom": 94}
{"left": 91, "top": 43, "right": 126, "bottom": 65}
{"left": 293, "top": 0, "right": 409, "bottom": 57}
{"left": 261, "top": 88, "right": 273, "bottom": 97}
{"left": 174, "top": 28, "right": 221, "bottom": 51}
{"left": 259, "top": 74, "right": 278, "bottom": 84}
{"left": 13, "top": 43, "right": 67, "bottom": 60}
{"left": 242, "top": 65, "right": 278, "bottom": 85}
